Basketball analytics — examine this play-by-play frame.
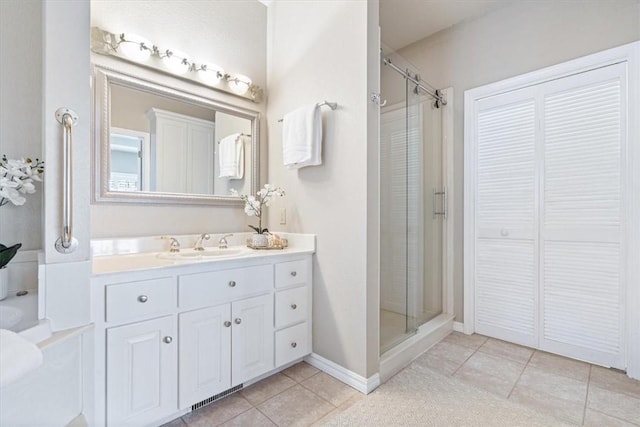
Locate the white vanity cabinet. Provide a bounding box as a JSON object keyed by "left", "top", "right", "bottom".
{"left": 91, "top": 253, "right": 312, "bottom": 427}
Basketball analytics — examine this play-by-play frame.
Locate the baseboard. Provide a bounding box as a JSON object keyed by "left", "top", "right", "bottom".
{"left": 453, "top": 321, "right": 464, "bottom": 333}
{"left": 305, "top": 353, "right": 380, "bottom": 394}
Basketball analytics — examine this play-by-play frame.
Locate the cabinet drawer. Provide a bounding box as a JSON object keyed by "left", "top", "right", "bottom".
{"left": 275, "top": 259, "right": 307, "bottom": 288}
{"left": 275, "top": 286, "right": 308, "bottom": 328}
{"left": 275, "top": 322, "right": 308, "bottom": 366}
{"left": 106, "top": 277, "right": 175, "bottom": 323}
{"left": 179, "top": 264, "right": 273, "bottom": 310}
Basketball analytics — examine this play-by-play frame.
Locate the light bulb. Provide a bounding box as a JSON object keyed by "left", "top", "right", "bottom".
{"left": 228, "top": 74, "right": 251, "bottom": 94}
{"left": 163, "top": 50, "right": 190, "bottom": 75}
{"left": 118, "top": 33, "right": 152, "bottom": 62}
{"left": 200, "top": 63, "right": 224, "bottom": 85}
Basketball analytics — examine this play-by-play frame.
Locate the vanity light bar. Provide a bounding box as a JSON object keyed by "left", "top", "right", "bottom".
{"left": 91, "top": 27, "right": 263, "bottom": 103}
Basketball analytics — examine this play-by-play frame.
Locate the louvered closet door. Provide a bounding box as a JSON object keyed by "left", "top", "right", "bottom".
{"left": 540, "top": 63, "right": 627, "bottom": 369}
{"left": 474, "top": 87, "right": 539, "bottom": 347}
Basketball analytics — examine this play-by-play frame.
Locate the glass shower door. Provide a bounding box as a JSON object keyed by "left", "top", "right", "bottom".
{"left": 379, "top": 54, "right": 423, "bottom": 353}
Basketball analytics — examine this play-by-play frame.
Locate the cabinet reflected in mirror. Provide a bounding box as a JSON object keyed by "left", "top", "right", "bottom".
{"left": 94, "top": 65, "right": 259, "bottom": 205}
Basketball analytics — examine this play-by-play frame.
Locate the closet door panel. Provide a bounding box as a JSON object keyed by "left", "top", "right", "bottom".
{"left": 476, "top": 239, "right": 537, "bottom": 345}
{"left": 541, "top": 63, "right": 626, "bottom": 368}
{"left": 474, "top": 89, "right": 538, "bottom": 346}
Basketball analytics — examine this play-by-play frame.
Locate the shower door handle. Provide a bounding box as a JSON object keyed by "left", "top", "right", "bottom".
{"left": 432, "top": 188, "right": 446, "bottom": 219}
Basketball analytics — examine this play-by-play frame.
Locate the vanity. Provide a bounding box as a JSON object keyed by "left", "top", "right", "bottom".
{"left": 90, "top": 234, "right": 314, "bottom": 427}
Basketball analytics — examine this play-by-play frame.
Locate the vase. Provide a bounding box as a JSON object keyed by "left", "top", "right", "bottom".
{"left": 0, "top": 267, "right": 8, "bottom": 301}
{"left": 251, "top": 233, "right": 269, "bottom": 248}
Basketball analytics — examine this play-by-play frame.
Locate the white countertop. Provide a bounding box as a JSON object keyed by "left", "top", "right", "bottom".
{"left": 91, "top": 232, "right": 316, "bottom": 275}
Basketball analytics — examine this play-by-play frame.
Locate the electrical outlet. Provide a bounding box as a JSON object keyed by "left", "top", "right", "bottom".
{"left": 279, "top": 208, "right": 287, "bottom": 225}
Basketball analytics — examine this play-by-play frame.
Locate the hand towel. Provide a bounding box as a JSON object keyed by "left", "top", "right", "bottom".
{"left": 282, "top": 104, "right": 322, "bottom": 169}
{"left": 0, "top": 328, "right": 43, "bottom": 388}
{"left": 219, "top": 133, "right": 245, "bottom": 179}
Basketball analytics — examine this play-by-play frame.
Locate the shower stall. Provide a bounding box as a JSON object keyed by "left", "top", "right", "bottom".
{"left": 379, "top": 48, "right": 452, "bottom": 358}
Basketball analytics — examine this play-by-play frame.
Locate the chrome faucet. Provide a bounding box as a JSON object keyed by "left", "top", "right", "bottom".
{"left": 194, "top": 233, "right": 210, "bottom": 251}
{"left": 161, "top": 236, "right": 181, "bottom": 253}
{"left": 218, "top": 234, "right": 233, "bottom": 249}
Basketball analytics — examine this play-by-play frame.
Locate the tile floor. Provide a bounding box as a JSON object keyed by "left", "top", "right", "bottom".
{"left": 412, "top": 332, "right": 640, "bottom": 426}
{"left": 163, "top": 362, "right": 363, "bottom": 427}
{"left": 164, "top": 332, "right": 640, "bottom": 426}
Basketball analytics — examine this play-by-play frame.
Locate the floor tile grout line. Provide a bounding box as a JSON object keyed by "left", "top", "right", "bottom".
{"left": 450, "top": 337, "right": 487, "bottom": 376}
{"left": 254, "top": 405, "right": 279, "bottom": 426}
{"left": 587, "top": 407, "right": 640, "bottom": 427}
{"left": 506, "top": 349, "right": 534, "bottom": 400}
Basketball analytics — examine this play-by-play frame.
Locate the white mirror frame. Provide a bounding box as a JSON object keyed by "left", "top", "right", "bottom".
{"left": 93, "top": 65, "right": 260, "bottom": 205}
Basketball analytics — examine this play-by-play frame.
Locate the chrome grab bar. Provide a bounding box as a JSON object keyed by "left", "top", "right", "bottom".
{"left": 54, "top": 107, "right": 79, "bottom": 254}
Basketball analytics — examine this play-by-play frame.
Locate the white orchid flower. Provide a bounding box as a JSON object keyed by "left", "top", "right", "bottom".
{"left": 0, "top": 176, "right": 19, "bottom": 188}
{"left": 19, "top": 181, "right": 36, "bottom": 194}
{"left": 0, "top": 155, "right": 44, "bottom": 207}
{"left": 0, "top": 187, "right": 26, "bottom": 206}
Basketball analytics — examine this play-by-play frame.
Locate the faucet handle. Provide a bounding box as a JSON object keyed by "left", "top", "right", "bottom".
{"left": 161, "top": 236, "right": 181, "bottom": 253}
{"left": 193, "top": 233, "right": 210, "bottom": 251}
{"left": 219, "top": 233, "right": 233, "bottom": 249}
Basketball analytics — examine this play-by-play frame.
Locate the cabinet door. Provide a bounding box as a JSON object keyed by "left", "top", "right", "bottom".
{"left": 179, "top": 305, "right": 231, "bottom": 409}
{"left": 106, "top": 316, "right": 177, "bottom": 427}
{"left": 231, "top": 294, "right": 274, "bottom": 384}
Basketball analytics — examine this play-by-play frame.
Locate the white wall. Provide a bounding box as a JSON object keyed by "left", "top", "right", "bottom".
{"left": 90, "top": 0, "right": 267, "bottom": 238}
{"left": 396, "top": 0, "right": 640, "bottom": 322}
{"left": 267, "top": 0, "right": 376, "bottom": 378}
{"left": 0, "top": 0, "right": 43, "bottom": 291}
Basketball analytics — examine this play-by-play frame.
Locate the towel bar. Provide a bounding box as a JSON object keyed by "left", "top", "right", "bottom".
{"left": 277, "top": 101, "right": 337, "bottom": 122}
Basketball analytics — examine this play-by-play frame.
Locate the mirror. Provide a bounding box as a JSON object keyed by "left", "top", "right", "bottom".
{"left": 93, "top": 65, "right": 259, "bottom": 205}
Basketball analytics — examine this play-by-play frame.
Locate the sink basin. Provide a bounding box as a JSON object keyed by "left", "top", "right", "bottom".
{"left": 157, "top": 248, "right": 246, "bottom": 260}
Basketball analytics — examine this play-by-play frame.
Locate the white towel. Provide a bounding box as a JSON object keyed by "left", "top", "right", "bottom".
{"left": 219, "top": 133, "right": 245, "bottom": 179}
{"left": 0, "top": 328, "right": 43, "bottom": 388}
{"left": 282, "top": 104, "right": 322, "bottom": 169}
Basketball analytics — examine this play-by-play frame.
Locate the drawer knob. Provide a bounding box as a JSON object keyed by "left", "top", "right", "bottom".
{"left": 291, "top": 342, "right": 297, "bottom": 348}
{"left": 290, "top": 271, "right": 297, "bottom": 277}
{"left": 163, "top": 336, "right": 173, "bottom": 344}
{"left": 224, "top": 321, "right": 231, "bottom": 327}
{"left": 291, "top": 304, "right": 297, "bottom": 310}
{"left": 234, "top": 318, "right": 242, "bottom": 325}
{"left": 229, "top": 281, "right": 236, "bottom": 287}
{"left": 138, "top": 295, "right": 148, "bottom": 303}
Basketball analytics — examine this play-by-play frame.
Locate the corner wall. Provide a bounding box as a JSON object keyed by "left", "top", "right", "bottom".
{"left": 396, "top": 0, "right": 640, "bottom": 322}
{"left": 266, "top": 0, "right": 374, "bottom": 378}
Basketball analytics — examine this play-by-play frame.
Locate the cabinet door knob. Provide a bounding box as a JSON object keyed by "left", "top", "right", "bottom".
{"left": 224, "top": 321, "right": 231, "bottom": 327}
{"left": 291, "top": 303, "right": 297, "bottom": 310}
{"left": 138, "top": 295, "right": 148, "bottom": 303}
{"left": 290, "top": 271, "right": 297, "bottom": 277}
{"left": 234, "top": 318, "right": 242, "bottom": 324}
{"left": 229, "top": 281, "right": 236, "bottom": 287}
{"left": 163, "top": 336, "right": 173, "bottom": 344}
{"left": 291, "top": 342, "right": 297, "bottom": 348}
